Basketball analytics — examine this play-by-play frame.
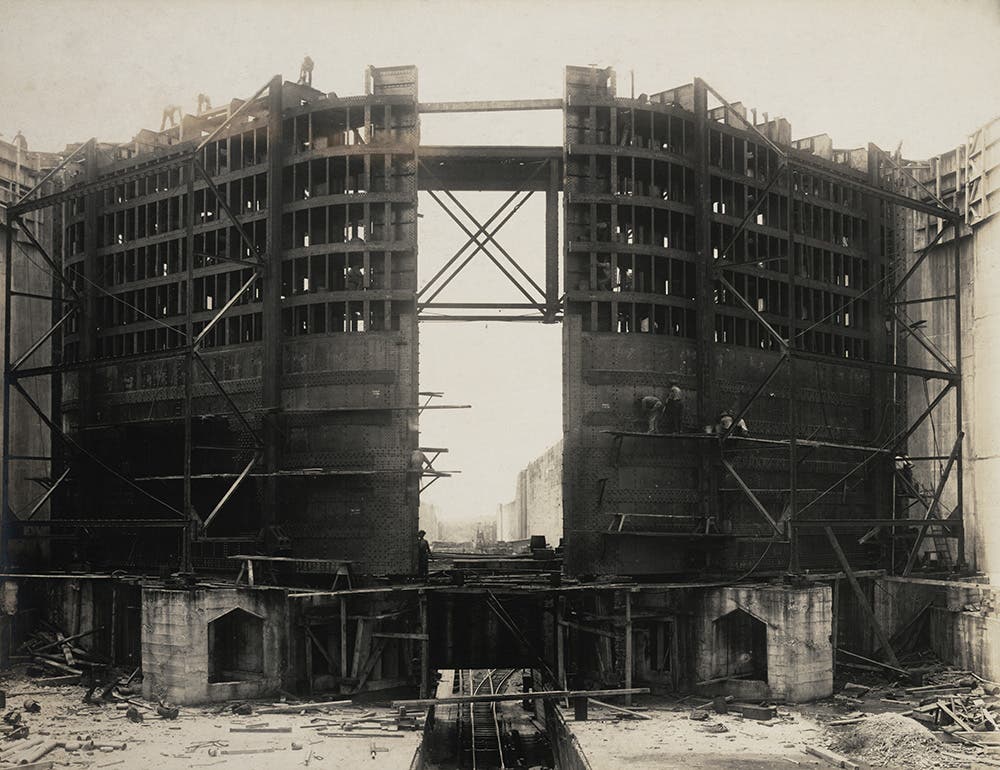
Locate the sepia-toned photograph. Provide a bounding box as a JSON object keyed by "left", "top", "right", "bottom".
{"left": 0, "top": 1, "right": 997, "bottom": 767}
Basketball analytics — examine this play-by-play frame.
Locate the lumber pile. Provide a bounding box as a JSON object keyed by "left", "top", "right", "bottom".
{"left": 19, "top": 621, "right": 106, "bottom": 682}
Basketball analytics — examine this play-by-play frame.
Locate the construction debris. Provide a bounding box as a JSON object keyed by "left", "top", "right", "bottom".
{"left": 829, "top": 713, "right": 942, "bottom": 770}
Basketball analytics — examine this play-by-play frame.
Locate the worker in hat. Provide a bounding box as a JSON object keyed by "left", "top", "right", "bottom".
{"left": 716, "top": 410, "right": 749, "bottom": 437}
{"left": 639, "top": 395, "right": 665, "bottom": 434}
{"left": 416, "top": 529, "right": 431, "bottom": 579}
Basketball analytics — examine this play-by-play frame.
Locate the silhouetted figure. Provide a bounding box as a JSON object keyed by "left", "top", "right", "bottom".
{"left": 160, "top": 105, "right": 181, "bottom": 131}
{"left": 664, "top": 382, "right": 683, "bottom": 432}
{"left": 417, "top": 529, "right": 431, "bottom": 579}
{"left": 299, "top": 56, "right": 314, "bottom": 86}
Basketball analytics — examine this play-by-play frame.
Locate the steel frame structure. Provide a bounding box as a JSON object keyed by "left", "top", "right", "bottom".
{"left": 1, "top": 70, "right": 966, "bottom": 579}
{"left": 696, "top": 79, "right": 965, "bottom": 575}
{"left": 2, "top": 77, "right": 283, "bottom": 572}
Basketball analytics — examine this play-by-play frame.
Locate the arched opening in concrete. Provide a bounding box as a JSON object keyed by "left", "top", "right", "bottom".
{"left": 208, "top": 608, "right": 264, "bottom": 683}
{"left": 713, "top": 607, "right": 768, "bottom": 683}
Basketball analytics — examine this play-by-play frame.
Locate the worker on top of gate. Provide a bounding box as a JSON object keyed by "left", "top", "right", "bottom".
{"left": 160, "top": 105, "right": 181, "bottom": 131}
{"left": 639, "top": 395, "right": 665, "bottom": 434}
{"left": 197, "top": 93, "right": 212, "bottom": 115}
{"left": 299, "top": 56, "right": 314, "bottom": 87}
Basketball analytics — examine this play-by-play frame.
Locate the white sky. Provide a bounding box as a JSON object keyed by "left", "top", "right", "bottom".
{"left": 1, "top": 0, "right": 997, "bottom": 522}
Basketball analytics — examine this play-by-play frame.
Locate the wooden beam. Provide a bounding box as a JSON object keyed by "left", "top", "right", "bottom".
{"left": 373, "top": 632, "right": 429, "bottom": 641}
{"left": 392, "top": 687, "right": 650, "bottom": 709}
{"left": 558, "top": 619, "right": 618, "bottom": 640}
{"left": 824, "top": 527, "right": 902, "bottom": 669}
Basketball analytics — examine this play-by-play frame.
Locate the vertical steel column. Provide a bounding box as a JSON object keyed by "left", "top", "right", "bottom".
{"left": 952, "top": 215, "right": 964, "bottom": 568}
{"left": 866, "top": 147, "right": 890, "bottom": 552}
{"left": 1, "top": 221, "right": 14, "bottom": 568}
{"left": 692, "top": 79, "right": 718, "bottom": 529}
{"left": 182, "top": 158, "right": 196, "bottom": 572}
{"left": 545, "top": 160, "right": 560, "bottom": 322}
{"left": 262, "top": 76, "right": 284, "bottom": 527}
{"left": 786, "top": 166, "right": 799, "bottom": 572}
{"left": 49, "top": 200, "right": 64, "bottom": 547}
{"left": 79, "top": 142, "right": 98, "bottom": 423}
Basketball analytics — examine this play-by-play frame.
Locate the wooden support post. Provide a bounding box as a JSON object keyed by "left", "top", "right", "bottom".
{"left": 824, "top": 527, "right": 901, "bottom": 668}
{"left": 624, "top": 591, "right": 633, "bottom": 707}
{"left": 350, "top": 618, "right": 367, "bottom": 678}
{"left": 109, "top": 586, "right": 118, "bottom": 666}
{"left": 831, "top": 577, "right": 839, "bottom": 658}
{"left": 340, "top": 597, "right": 348, "bottom": 684}
{"left": 304, "top": 629, "right": 313, "bottom": 696}
{"left": 419, "top": 591, "right": 429, "bottom": 699}
{"left": 556, "top": 596, "right": 567, "bottom": 692}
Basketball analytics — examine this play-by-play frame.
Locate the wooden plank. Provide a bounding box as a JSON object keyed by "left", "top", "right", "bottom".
{"left": 392, "top": 688, "right": 650, "bottom": 709}
{"left": 372, "top": 632, "right": 429, "bottom": 641}
{"left": 558, "top": 619, "right": 617, "bottom": 640}
{"left": 350, "top": 618, "right": 367, "bottom": 679}
{"left": 590, "top": 698, "right": 650, "bottom": 720}
{"left": 824, "top": 527, "right": 902, "bottom": 668}
{"left": 938, "top": 701, "right": 973, "bottom": 732}
{"left": 837, "top": 648, "right": 908, "bottom": 676}
{"left": 353, "top": 638, "right": 389, "bottom": 693}
{"left": 805, "top": 745, "right": 859, "bottom": 769}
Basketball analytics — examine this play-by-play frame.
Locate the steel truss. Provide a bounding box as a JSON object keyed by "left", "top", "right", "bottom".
{"left": 2, "top": 77, "right": 281, "bottom": 572}
{"left": 696, "top": 78, "right": 964, "bottom": 575}
{"left": 416, "top": 157, "right": 562, "bottom": 323}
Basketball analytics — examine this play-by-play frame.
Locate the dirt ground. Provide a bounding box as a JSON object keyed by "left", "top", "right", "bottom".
{"left": 0, "top": 672, "right": 421, "bottom": 769}
{"left": 568, "top": 699, "right": 833, "bottom": 770}
{"left": 564, "top": 695, "right": 1000, "bottom": 770}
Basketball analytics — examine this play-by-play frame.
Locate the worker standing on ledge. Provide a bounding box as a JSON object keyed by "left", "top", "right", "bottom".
{"left": 417, "top": 529, "right": 431, "bottom": 579}
{"left": 160, "top": 105, "right": 181, "bottom": 131}
{"left": 716, "top": 410, "right": 749, "bottom": 437}
{"left": 640, "top": 395, "right": 665, "bottom": 434}
{"left": 664, "top": 382, "right": 683, "bottom": 432}
{"left": 299, "top": 56, "right": 314, "bottom": 86}
{"left": 196, "top": 93, "right": 212, "bottom": 115}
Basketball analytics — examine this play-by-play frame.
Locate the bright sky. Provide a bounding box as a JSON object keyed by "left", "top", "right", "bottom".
{"left": 1, "top": 0, "right": 997, "bottom": 522}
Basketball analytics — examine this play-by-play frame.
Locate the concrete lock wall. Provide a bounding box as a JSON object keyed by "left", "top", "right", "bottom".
{"left": 693, "top": 584, "right": 833, "bottom": 702}
{"left": 875, "top": 576, "right": 1000, "bottom": 681}
{"left": 496, "top": 440, "right": 563, "bottom": 544}
{"left": 141, "top": 586, "right": 291, "bottom": 704}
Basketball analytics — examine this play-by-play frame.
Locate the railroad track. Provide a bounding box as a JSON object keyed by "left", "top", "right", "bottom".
{"left": 460, "top": 668, "right": 518, "bottom": 769}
